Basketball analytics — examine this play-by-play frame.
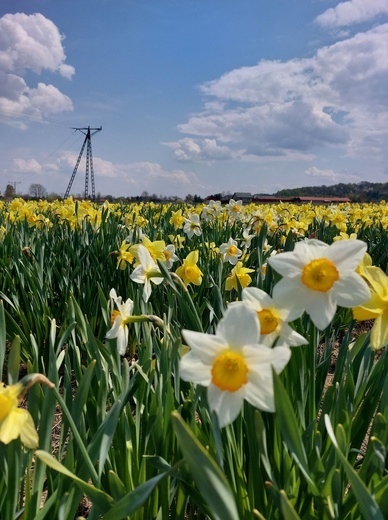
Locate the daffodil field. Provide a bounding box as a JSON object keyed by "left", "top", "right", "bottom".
{"left": 0, "top": 197, "right": 387, "bottom": 519}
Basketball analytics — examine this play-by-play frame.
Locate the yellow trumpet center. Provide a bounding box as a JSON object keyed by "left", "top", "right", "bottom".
{"left": 258, "top": 308, "right": 279, "bottom": 334}
{"left": 211, "top": 351, "right": 248, "bottom": 392}
{"left": 184, "top": 265, "right": 201, "bottom": 283}
{"left": 301, "top": 258, "right": 339, "bottom": 293}
{"left": 110, "top": 309, "right": 121, "bottom": 326}
{"left": 227, "top": 245, "right": 238, "bottom": 256}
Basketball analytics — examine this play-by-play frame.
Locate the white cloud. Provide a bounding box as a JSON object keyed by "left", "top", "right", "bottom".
{"left": 305, "top": 166, "right": 361, "bottom": 182}
{"left": 12, "top": 158, "right": 42, "bottom": 174}
{"left": 0, "top": 13, "right": 74, "bottom": 124}
{"left": 163, "top": 137, "right": 236, "bottom": 161}
{"left": 315, "top": 0, "right": 388, "bottom": 28}
{"left": 177, "top": 23, "right": 388, "bottom": 164}
{"left": 10, "top": 152, "right": 198, "bottom": 197}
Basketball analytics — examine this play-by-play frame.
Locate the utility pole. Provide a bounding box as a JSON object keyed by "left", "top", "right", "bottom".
{"left": 65, "top": 126, "right": 102, "bottom": 200}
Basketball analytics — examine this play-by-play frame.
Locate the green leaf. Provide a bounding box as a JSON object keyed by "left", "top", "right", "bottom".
{"left": 7, "top": 335, "right": 21, "bottom": 385}
{"left": 273, "top": 371, "right": 319, "bottom": 495}
{"left": 35, "top": 450, "right": 114, "bottom": 513}
{"left": 172, "top": 411, "right": 240, "bottom": 520}
{"left": 280, "top": 490, "right": 301, "bottom": 519}
{"left": 324, "top": 415, "right": 384, "bottom": 520}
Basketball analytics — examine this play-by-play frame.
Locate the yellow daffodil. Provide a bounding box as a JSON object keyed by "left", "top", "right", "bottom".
{"left": 169, "top": 209, "right": 185, "bottom": 230}
{"left": 180, "top": 304, "right": 291, "bottom": 427}
{"left": 0, "top": 375, "right": 54, "bottom": 448}
{"left": 225, "top": 262, "right": 254, "bottom": 291}
{"left": 116, "top": 241, "right": 135, "bottom": 270}
{"left": 353, "top": 266, "right": 388, "bottom": 350}
{"left": 175, "top": 251, "right": 203, "bottom": 286}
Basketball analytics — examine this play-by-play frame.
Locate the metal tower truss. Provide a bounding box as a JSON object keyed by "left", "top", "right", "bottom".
{"left": 65, "top": 126, "right": 102, "bottom": 199}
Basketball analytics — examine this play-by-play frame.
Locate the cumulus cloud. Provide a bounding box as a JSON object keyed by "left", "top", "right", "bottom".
{"left": 12, "top": 158, "right": 42, "bottom": 174}
{"left": 315, "top": 0, "right": 388, "bottom": 28}
{"left": 177, "top": 23, "right": 388, "bottom": 163}
{"left": 163, "top": 137, "right": 236, "bottom": 162}
{"left": 0, "top": 13, "right": 74, "bottom": 125}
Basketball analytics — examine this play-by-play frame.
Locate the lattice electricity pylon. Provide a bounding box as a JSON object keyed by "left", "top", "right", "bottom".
{"left": 65, "top": 126, "right": 102, "bottom": 199}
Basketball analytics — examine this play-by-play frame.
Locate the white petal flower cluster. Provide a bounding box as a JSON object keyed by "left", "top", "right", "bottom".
{"left": 180, "top": 304, "right": 291, "bottom": 428}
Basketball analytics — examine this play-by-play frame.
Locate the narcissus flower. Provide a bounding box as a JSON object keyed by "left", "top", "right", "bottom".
{"left": 180, "top": 304, "right": 291, "bottom": 427}
{"left": 239, "top": 287, "right": 308, "bottom": 347}
{"left": 225, "top": 262, "right": 254, "bottom": 291}
{"left": 106, "top": 288, "right": 134, "bottom": 355}
{"left": 183, "top": 214, "right": 202, "bottom": 239}
{"left": 268, "top": 238, "right": 370, "bottom": 330}
{"left": 116, "top": 241, "right": 134, "bottom": 270}
{"left": 130, "top": 245, "right": 164, "bottom": 302}
{"left": 162, "top": 244, "right": 179, "bottom": 269}
{"left": 353, "top": 266, "right": 388, "bottom": 350}
{"left": 0, "top": 375, "right": 54, "bottom": 448}
{"left": 175, "top": 250, "right": 203, "bottom": 286}
{"left": 219, "top": 237, "right": 242, "bottom": 265}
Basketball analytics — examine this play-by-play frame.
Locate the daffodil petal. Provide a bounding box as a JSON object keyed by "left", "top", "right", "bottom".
{"left": 0, "top": 408, "right": 38, "bottom": 448}
{"left": 207, "top": 385, "right": 245, "bottom": 428}
{"left": 333, "top": 273, "right": 370, "bottom": 307}
{"left": 370, "top": 313, "right": 388, "bottom": 350}
{"left": 326, "top": 239, "right": 367, "bottom": 272}
{"left": 182, "top": 330, "right": 225, "bottom": 364}
{"left": 216, "top": 304, "right": 260, "bottom": 349}
{"left": 179, "top": 352, "right": 212, "bottom": 386}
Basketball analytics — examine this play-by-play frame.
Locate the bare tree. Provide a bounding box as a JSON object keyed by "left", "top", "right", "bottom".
{"left": 28, "top": 183, "right": 47, "bottom": 198}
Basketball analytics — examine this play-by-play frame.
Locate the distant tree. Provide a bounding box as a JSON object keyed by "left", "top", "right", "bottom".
{"left": 28, "top": 183, "right": 47, "bottom": 198}
{"left": 4, "top": 184, "right": 15, "bottom": 198}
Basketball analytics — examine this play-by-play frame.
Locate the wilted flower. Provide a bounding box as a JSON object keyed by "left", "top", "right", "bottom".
{"left": 180, "top": 304, "right": 291, "bottom": 427}
{"left": 268, "top": 238, "right": 370, "bottom": 330}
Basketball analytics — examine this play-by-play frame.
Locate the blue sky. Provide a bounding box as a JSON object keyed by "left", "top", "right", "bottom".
{"left": 1, "top": 0, "right": 388, "bottom": 198}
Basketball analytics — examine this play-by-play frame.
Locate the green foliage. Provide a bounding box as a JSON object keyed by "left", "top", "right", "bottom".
{"left": 0, "top": 200, "right": 387, "bottom": 519}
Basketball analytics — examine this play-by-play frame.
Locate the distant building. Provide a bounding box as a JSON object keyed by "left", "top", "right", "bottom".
{"left": 232, "top": 192, "right": 252, "bottom": 203}
{"left": 291, "top": 196, "right": 351, "bottom": 204}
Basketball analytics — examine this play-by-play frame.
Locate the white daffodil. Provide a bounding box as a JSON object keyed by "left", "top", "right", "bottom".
{"left": 240, "top": 229, "right": 255, "bottom": 250}
{"left": 239, "top": 287, "right": 308, "bottom": 347}
{"left": 106, "top": 288, "right": 134, "bottom": 355}
{"left": 201, "top": 200, "right": 222, "bottom": 222}
{"left": 219, "top": 237, "right": 242, "bottom": 265}
{"left": 180, "top": 304, "right": 291, "bottom": 428}
{"left": 162, "top": 244, "right": 179, "bottom": 269}
{"left": 226, "top": 199, "right": 243, "bottom": 219}
{"left": 130, "top": 244, "right": 164, "bottom": 302}
{"left": 183, "top": 214, "right": 202, "bottom": 239}
{"left": 268, "top": 238, "right": 370, "bottom": 330}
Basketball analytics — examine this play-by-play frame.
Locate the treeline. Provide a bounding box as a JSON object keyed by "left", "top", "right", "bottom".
{"left": 274, "top": 181, "right": 388, "bottom": 202}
